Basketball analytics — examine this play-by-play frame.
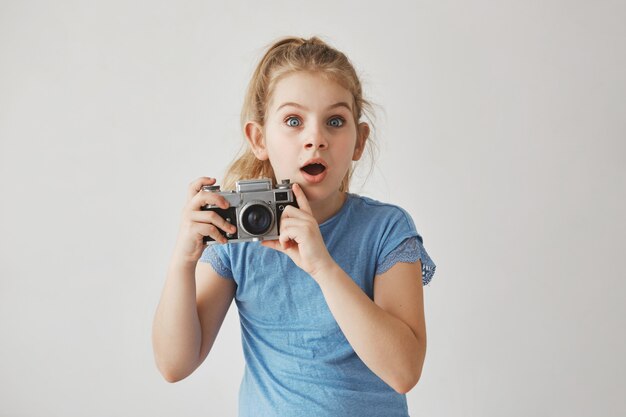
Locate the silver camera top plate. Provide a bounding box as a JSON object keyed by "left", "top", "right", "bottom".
{"left": 236, "top": 179, "right": 272, "bottom": 193}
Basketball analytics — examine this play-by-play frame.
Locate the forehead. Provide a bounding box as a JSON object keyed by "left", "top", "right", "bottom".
{"left": 268, "top": 72, "right": 353, "bottom": 112}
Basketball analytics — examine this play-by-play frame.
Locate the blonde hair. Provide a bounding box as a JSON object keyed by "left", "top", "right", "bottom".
{"left": 223, "top": 36, "right": 375, "bottom": 191}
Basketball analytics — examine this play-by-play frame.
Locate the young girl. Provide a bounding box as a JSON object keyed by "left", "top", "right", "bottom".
{"left": 153, "top": 36, "right": 436, "bottom": 417}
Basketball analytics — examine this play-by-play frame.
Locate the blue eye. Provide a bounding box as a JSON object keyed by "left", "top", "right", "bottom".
{"left": 286, "top": 117, "right": 302, "bottom": 127}
{"left": 328, "top": 117, "right": 344, "bottom": 127}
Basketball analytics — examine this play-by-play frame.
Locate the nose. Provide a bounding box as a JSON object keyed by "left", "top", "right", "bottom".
{"left": 304, "top": 125, "right": 328, "bottom": 150}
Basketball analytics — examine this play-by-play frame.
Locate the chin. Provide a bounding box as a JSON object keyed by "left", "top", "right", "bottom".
{"left": 300, "top": 182, "right": 343, "bottom": 201}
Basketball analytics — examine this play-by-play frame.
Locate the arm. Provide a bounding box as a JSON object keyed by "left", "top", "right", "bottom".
{"left": 152, "top": 257, "right": 235, "bottom": 383}
{"left": 152, "top": 177, "right": 237, "bottom": 382}
{"left": 261, "top": 184, "right": 427, "bottom": 393}
{"left": 314, "top": 260, "right": 426, "bottom": 394}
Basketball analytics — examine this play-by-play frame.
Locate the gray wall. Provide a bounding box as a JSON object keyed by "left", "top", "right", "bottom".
{"left": 1, "top": 0, "right": 624, "bottom": 416}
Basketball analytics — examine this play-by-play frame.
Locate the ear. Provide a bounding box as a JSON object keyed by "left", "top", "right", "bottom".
{"left": 245, "top": 121, "right": 269, "bottom": 161}
{"left": 352, "top": 122, "right": 370, "bottom": 161}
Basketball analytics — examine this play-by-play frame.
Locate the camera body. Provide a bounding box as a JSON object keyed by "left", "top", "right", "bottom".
{"left": 201, "top": 178, "right": 298, "bottom": 244}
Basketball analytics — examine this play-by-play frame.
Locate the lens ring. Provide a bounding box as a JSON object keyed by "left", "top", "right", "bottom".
{"left": 239, "top": 201, "right": 275, "bottom": 236}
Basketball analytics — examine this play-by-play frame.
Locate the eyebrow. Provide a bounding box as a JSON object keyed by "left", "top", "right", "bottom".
{"left": 276, "top": 101, "right": 353, "bottom": 112}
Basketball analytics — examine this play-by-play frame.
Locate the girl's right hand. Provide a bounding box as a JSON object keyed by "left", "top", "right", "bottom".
{"left": 172, "top": 177, "right": 237, "bottom": 262}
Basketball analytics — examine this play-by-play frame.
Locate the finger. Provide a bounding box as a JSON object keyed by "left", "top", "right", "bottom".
{"left": 187, "top": 177, "right": 217, "bottom": 201}
{"left": 190, "top": 188, "right": 230, "bottom": 210}
{"left": 189, "top": 211, "right": 237, "bottom": 235}
{"left": 278, "top": 221, "right": 304, "bottom": 245}
{"left": 261, "top": 240, "right": 283, "bottom": 252}
{"left": 279, "top": 226, "right": 292, "bottom": 246}
{"left": 278, "top": 218, "right": 314, "bottom": 246}
{"left": 196, "top": 223, "right": 228, "bottom": 244}
{"left": 263, "top": 239, "right": 297, "bottom": 253}
{"left": 292, "top": 183, "right": 313, "bottom": 215}
{"left": 278, "top": 217, "right": 308, "bottom": 233}
{"left": 280, "top": 200, "right": 312, "bottom": 221}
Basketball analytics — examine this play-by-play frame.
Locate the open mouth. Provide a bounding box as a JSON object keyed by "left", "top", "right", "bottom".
{"left": 301, "top": 163, "right": 326, "bottom": 176}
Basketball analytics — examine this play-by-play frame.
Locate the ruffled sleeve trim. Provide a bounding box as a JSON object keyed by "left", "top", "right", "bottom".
{"left": 376, "top": 236, "right": 437, "bottom": 286}
{"left": 199, "top": 245, "right": 234, "bottom": 280}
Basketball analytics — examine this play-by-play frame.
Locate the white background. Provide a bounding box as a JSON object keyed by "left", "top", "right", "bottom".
{"left": 1, "top": 1, "right": 624, "bottom": 416}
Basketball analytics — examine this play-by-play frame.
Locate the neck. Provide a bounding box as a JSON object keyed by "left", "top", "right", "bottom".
{"left": 308, "top": 191, "right": 347, "bottom": 224}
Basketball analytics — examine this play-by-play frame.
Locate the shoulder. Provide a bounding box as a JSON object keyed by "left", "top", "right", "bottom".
{"left": 347, "top": 194, "right": 418, "bottom": 235}
{"left": 349, "top": 194, "right": 412, "bottom": 216}
{"left": 347, "top": 194, "right": 403, "bottom": 212}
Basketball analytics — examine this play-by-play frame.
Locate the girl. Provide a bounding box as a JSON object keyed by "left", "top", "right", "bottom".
{"left": 153, "top": 36, "right": 437, "bottom": 417}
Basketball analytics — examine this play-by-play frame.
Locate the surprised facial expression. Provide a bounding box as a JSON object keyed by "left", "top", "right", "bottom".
{"left": 250, "top": 72, "right": 367, "bottom": 203}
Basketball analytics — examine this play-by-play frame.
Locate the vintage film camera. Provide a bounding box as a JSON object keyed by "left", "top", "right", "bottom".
{"left": 201, "top": 178, "right": 298, "bottom": 244}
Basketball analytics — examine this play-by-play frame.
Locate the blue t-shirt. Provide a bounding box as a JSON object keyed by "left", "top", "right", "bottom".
{"left": 199, "top": 194, "right": 436, "bottom": 417}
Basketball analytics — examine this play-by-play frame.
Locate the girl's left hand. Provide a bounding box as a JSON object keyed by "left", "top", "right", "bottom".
{"left": 261, "top": 183, "right": 335, "bottom": 278}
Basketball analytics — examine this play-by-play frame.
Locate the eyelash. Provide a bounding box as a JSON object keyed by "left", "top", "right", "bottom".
{"left": 284, "top": 116, "right": 345, "bottom": 128}
{"left": 285, "top": 116, "right": 301, "bottom": 127}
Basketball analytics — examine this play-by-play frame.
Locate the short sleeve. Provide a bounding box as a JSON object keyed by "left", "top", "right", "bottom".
{"left": 376, "top": 236, "right": 437, "bottom": 285}
{"left": 199, "top": 244, "right": 234, "bottom": 279}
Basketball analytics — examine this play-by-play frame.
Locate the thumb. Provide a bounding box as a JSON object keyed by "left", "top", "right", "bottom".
{"left": 261, "top": 240, "right": 283, "bottom": 252}
{"left": 262, "top": 239, "right": 298, "bottom": 253}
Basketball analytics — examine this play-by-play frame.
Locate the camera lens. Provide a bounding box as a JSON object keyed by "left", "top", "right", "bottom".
{"left": 241, "top": 203, "right": 273, "bottom": 236}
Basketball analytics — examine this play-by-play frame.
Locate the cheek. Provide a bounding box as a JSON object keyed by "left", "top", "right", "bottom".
{"left": 264, "top": 140, "right": 298, "bottom": 173}
{"left": 338, "top": 138, "right": 359, "bottom": 160}
{"left": 263, "top": 132, "right": 283, "bottom": 154}
{"left": 266, "top": 138, "right": 298, "bottom": 160}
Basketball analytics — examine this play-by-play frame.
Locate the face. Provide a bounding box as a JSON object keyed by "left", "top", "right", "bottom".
{"left": 246, "top": 71, "right": 368, "bottom": 205}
